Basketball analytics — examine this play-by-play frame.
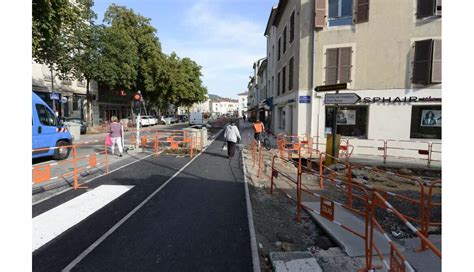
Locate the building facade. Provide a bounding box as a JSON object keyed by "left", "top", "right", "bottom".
{"left": 210, "top": 98, "right": 239, "bottom": 117}
{"left": 32, "top": 62, "right": 100, "bottom": 124}
{"left": 264, "top": 0, "right": 441, "bottom": 143}
{"left": 264, "top": 0, "right": 315, "bottom": 136}
{"left": 238, "top": 92, "right": 248, "bottom": 118}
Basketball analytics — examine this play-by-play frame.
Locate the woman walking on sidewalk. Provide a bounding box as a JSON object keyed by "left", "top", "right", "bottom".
{"left": 224, "top": 121, "right": 241, "bottom": 161}
{"left": 107, "top": 116, "right": 123, "bottom": 157}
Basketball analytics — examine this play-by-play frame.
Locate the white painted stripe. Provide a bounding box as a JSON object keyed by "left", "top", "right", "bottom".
{"left": 405, "top": 221, "right": 419, "bottom": 234}
{"left": 33, "top": 185, "right": 133, "bottom": 252}
{"left": 61, "top": 128, "right": 224, "bottom": 271}
{"left": 32, "top": 153, "right": 155, "bottom": 206}
{"left": 384, "top": 233, "right": 391, "bottom": 242}
{"left": 405, "top": 260, "right": 415, "bottom": 272}
{"left": 241, "top": 141, "right": 262, "bottom": 272}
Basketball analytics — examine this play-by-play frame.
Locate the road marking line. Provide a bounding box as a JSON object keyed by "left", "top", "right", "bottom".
{"left": 241, "top": 146, "right": 262, "bottom": 272}
{"left": 33, "top": 185, "right": 133, "bottom": 252}
{"left": 61, "top": 128, "right": 224, "bottom": 271}
{"left": 32, "top": 153, "right": 155, "bottom": 206}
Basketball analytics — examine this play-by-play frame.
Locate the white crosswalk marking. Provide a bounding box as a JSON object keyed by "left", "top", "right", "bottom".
{"left": 33, "top": 185, "right": 133, "bottom": 252}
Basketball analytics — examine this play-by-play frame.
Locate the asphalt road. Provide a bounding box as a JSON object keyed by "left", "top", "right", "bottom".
{"left": 33, "top": 130, "right": 253, "bottom": 272}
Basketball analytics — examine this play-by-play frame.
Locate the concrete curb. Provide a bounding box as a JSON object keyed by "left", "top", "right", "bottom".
{"left": 242, "top": 137, "right": 262, "bottom": 272}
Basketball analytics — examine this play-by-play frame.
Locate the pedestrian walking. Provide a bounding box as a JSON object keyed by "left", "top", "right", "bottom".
{"left": 224, "top": 121, "right": 241, "bottom": 160}
{"left": 242, "top": 114, "right": 246, "bottom": 122}
{"left": 107, "top": 116, "right": 123, "bottom": 157}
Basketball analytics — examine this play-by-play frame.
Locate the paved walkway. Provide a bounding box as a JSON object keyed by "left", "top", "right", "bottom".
{"left": 33, "top": 129, "right": 253, "bottom": 272}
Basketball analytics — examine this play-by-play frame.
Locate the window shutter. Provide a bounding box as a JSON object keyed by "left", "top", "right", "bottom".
{"left": 289, "top": 58, "right": 294, "bottom": 91}
{"left": 282, "top": 66, "right": 286, "bottom": 94}
{"left": 412, "top": 39, "right": 432, "bottom": 84}
{"left": 417, "top": 0, "right": 435, "bottom": 19}
{"left": 325, "top": 48, "right": 338, "bottom": 85}
{"left": 431, "top": 39, "right": 441, "bottom": 83}
{"left": 356, "top": 0, "right": 369, "bottom": 23}
{"left": 338, "top": 47, "right": 352, "bottom": 83}
{"left": 436, "top": 0, "right": 442, "bottom": 16}
{"left": 315, "top": 0, "right": 326, "bottom": 28}
{"left": 290, "top": 11, "right": 295, "bottom": 42}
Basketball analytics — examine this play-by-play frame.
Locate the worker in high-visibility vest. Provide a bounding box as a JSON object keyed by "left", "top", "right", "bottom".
{"left": 253, "top": 120, "right": 265, "bottom": 141}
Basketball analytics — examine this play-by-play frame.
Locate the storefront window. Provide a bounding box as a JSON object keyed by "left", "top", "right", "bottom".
{"left": 410, "top": 105, "right": 441, "bottom": 139}
{"left": 325, "top": 106, "right": 368, "bottom": 138}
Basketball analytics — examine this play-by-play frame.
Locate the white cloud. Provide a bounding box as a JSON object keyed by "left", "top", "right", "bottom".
{"left": 161, "top": 0, "right": 266, "bottom": 98}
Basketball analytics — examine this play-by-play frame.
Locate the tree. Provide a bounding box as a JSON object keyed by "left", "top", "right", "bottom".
{"left": 103, "top": 4, "right": 165, "bottom": 93}
{"left": 32, "top": 0, "right": 83, "bottom": 99}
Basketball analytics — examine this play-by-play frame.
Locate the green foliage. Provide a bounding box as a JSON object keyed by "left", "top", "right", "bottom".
{"left": 33, "top": 1, "right": 208, "bottom": 109}
{"left": 32, "top": 0, "right": 83, "bottom": 78}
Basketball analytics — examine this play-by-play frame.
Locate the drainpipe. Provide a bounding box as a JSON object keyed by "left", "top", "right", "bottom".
{"left": 309, "top": 0, "right": 316, "bottom": 138}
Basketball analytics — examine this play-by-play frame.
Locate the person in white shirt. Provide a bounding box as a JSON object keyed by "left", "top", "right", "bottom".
{"left": 224, "top": 121, "right": 241, "bottom": 160}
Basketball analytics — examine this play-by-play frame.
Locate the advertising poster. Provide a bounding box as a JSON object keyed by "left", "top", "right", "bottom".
{"left": 336, "top": 110, "right": 356, "bottom": 125}
{"left": 420, "top": 110, "right": 441, "bottom": 127}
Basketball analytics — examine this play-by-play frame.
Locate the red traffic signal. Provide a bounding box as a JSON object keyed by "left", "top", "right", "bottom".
{"left": 119, "top": 90, "right": 126, "bottom": 96}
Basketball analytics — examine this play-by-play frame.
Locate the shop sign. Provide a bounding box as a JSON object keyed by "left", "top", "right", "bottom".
{"left": 361, "top": 96, "right": 442, "bottom": 103}
{"left": 325, "top": 93, "right": 361, "bottom": 104}
{"left": 314, "top": 83, "right": 347, "bottom": 92}
{"left": 50, "top": 92, "right": 60, "bottom": 100}
{"left": 299, "top": 96, "right": 311, "bottom": 103}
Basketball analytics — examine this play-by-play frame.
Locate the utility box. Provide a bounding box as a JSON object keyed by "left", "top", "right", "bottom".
{"left": 183, "top": 126, "right": 208, "bottom": 151}
{"left": 325, "top": 134, "right": 341, "bottom": 166}
{"left": 67, "top": 123, "right": 81, "bottom": 141}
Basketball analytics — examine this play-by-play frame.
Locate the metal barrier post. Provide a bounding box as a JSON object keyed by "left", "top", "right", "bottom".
{"left": 270, "top": 155, "right": 276, "bottom": 194}
{"left": 383, "top": 140, "right": 387, "bottom": 164}
{"left": 347, "top": 163, "right": 353, "bottom": 209}
{"left": 257, "top": 142, "right": 262, "bottom": 178}
{"left": 319, "top": 153, "right": 324, "bottom": 188}
{"left": 73, "top": 145, "right": 78, "bottom": 190}
{"left": 104, "top": 142, "right": 109, "bottom": 174}
{"left": 428, "top": 142, "right": 433, "bottom": 167}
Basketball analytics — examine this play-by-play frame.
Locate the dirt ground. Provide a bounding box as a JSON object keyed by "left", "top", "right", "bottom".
{"left": 244, "top": 150, "right": 363, "bottom": 272}
{"left": 244, "top": 145, "right": 442, "bottom": 270}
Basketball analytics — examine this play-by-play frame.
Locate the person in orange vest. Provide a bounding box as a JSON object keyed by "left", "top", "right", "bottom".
{"left": 253, "top": 120, "right": 265, "bottom": 141}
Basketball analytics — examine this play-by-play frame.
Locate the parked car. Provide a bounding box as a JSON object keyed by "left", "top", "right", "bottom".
{"left": 177, "top": 115, "right": 188, "bottom": 123}
{"left": 63, "top": 117, "right": 87, "bottom": 134}
{"left": 160, "top": 115, "right": 177, "bottom": 125}
{"left": 140, "top": 116, "right": 150, "bottom": 127}
{"left": 32, "top": 92, "right": 72, "bottom": 160}
{"left": 143, "top": 115, "right": 157, "bottom": 126}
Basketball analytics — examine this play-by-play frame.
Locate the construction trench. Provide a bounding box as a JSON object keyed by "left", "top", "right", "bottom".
{"left": 241, "top": 131, "right": 441, "bottom": 272}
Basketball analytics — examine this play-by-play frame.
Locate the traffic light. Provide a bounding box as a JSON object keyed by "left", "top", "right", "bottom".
{"left": 132, "top": 92, "right": 142, "bottom": 115}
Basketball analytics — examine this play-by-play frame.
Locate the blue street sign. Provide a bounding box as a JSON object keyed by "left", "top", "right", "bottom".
{"left": 50, "top": 92, "right": 60, "bottom": 100}
{"left": 299, "top": 96, "right": 311, "bottom": 103}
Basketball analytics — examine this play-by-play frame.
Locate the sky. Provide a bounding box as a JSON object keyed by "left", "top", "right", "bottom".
{"left": 92, "top": 0, "right": 276, "bottom": 99}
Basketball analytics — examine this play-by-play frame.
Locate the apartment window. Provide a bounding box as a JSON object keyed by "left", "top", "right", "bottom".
{"left": 325, "top": 106, "right": 368, "bottom": 138}
{"left": 325, "top": 47, "right": 352, "bottom": 85}
{"left": 410, "top": 105, "right": 441, "bottom": 139}
{"left": 288, "top": 57, "right": 294, "bottom": 91}
{"left": 283, "top": 26, "right": 287, "bottom": 53}
{"left": 271, "top": 76, "right": 274, "bottom": 96}
{"left": 290, "top": 11, "right": 295, "bottom": 43}
{"left": 328, "top": 0, "right": 353, "bottom": 26}
{"left": 272, "top": 45, "right": 275, "bottom": 65}
{"left": 282, "top": 66, "right": 286, "bottom": 94}
{"left": 412, "top": 39, "right": 441, "bottom": 84}
{"left": 278, "top": 38, "right": 281, "bottom": 60}
{"left": 277, "top": 72, "right": 281, "bottom": 96}
{"left": 278, "top": 108, "right": 285, "bottom": 129}
{"left": 417, "top": 0, "right": 442, "bottom": 19}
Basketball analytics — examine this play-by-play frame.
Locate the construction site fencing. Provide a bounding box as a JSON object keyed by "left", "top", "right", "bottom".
{"left": 33, "top": 128, "right": 201, "bottom": 191}
{"left": 32, "top": 141, "right": 109, "bottom": 190}
{"left": 368, "top": 191, "right": 441, "bottom": 271}
{"left": 245, "top": 142, "right": 442, "bottom": 271}
{"left": 276, "top": 134, "right": 442, "bottom": 167}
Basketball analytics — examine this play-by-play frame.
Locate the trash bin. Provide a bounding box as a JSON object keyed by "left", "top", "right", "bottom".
{"left": 67, "top": 123, "right": 81, "bottom": 141}
{"left": 183, "top": 127, "right": 208, "bottom": 151}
